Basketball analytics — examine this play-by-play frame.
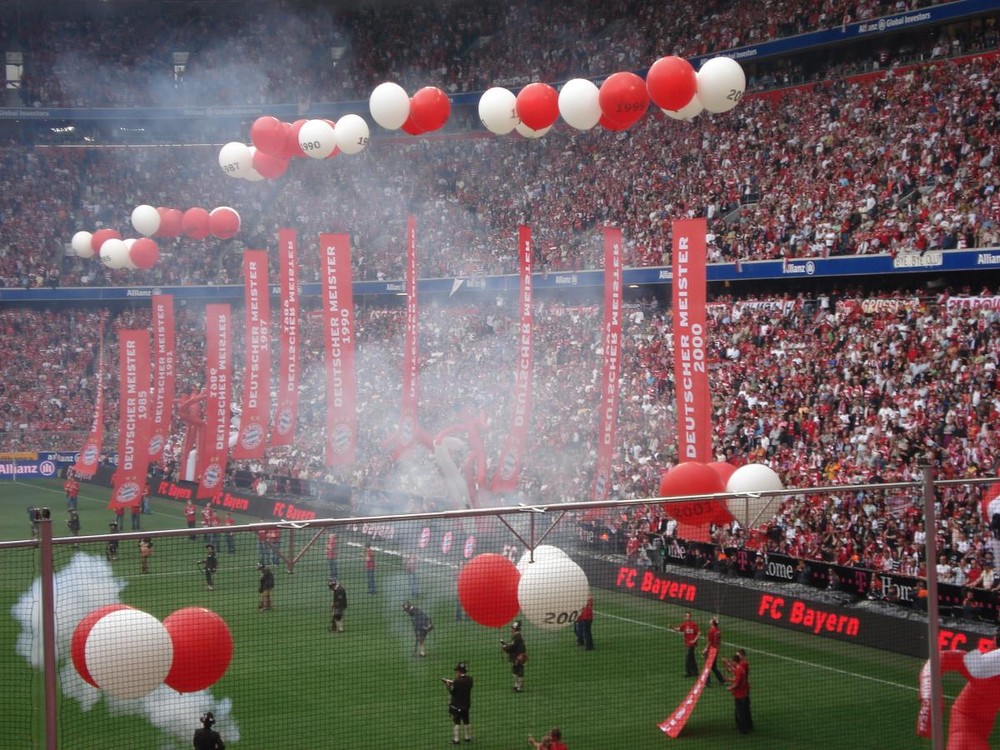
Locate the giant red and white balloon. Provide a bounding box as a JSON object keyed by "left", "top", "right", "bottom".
{"left": 725, "top": 463, "right": 784, "bottom": 526}
{"left": 515, "top": 82, "right": 559, "bottom": 132}
{"left": 163, "top": 607, "right": 234, "bottom": 693}
{"left": 298, "top": 119, "right": 338, "bottom": 159}
{"left": 90, "top": 228, "right": 121, "bottom": 254}
{"left": 645, "top": 56, "right": 697, "bottom": 113}
{"left": 71, "top": 604, "right": 133, "bottom": 688}
{"left": 696, "top": 56, "right": 746, "bottom": 114}
{"left": 369, "top": 82, "right": 411, "bottom": 131}
{"left": 409, "top": 86, "right": 451, "bottom": 132}
{"left": 218, "top": 141, "right": 253, "bottom": 179}
{"left": 517, "top": 554, "right": 589, "bottom": 631}
{"left": 85, "top": 608, "right": 174, "bottom": 700}
{"left": 72, "top": 230, "right": 95, "bottom": 258}
{"left": 99, "top": 238, "right": 130, "bottom": 270}
{"left": 558, "top": 78, "right": 602, "bottom": 131}
{"left": 155, "top": 207, "right": 184, "bottom": 238}
{"left": 130, "top": 204, "right": 161, "bottom": 237}
{"left": 659, "top": 461, "right": 726, "bottom": 526}
{"left": 181, "top": 207, "right": 211, "bottom": 240}
{"left": 208, "top": 207, "right": 241, "bottom": 240}
{"left": 249, "top": 115, "right": 286, "bottom": 157}
{"left": 334, "top": 114, "right": 370, "bottom": 155}
{"left": 598, "top": 71, "right": 649, "bottom": 130}
{"left": 457, "top": 553, "right": 521, "bottom": 628}
{"left": 129, "top": 238, "right": 160, "bottom": 270}
{"left": 478, "top": 87, "right": 519, "bottom": 135}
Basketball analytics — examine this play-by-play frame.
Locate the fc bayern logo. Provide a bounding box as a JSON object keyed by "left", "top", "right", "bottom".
{"left": 82, "top": 444, "right": 99, "bottom": 466}
{"left": 203, "top": 463, "right": 222, "bottom": 489}
{"left": 240, "top": 422, "right": 264, "bottom": 450}
{"left": 419, "top": 527, "right": 431, "bottom": 549}
{"left": 276, "top": 408, "right": 293, "bottom": 435}
{"left": 330, "top": 424, "right": 352, "bottom": 454}
{"left": 595, "top": 471, "right": 607, "bottom": 496}
{"left": 440, "top": 531, "right": 454, "bottom": 555}
{"left": 149, "top": 434, "right": 164, "bottom": 455}
{"left": 117, "top": 481, "right": 141, "bottom": 503}
{"left": 463, "top": 536, "right": 476, "bottom": 559}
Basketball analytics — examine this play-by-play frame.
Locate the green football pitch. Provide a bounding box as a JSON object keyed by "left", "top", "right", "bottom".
{"left": 0, "top": 479, "right": 980, "bottom": 749}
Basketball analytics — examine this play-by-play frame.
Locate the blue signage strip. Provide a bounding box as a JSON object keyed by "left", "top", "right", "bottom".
{"left": 2, "top": 249, "right": 999, "bottom": 303}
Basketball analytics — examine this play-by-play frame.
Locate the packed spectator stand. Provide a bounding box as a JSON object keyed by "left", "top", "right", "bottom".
{"left": 1, "top": 0, "right": 1000, "bottom": 625}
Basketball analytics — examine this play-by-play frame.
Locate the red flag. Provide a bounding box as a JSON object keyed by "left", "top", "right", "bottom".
{"left": 109, "top": 330, "right": 151, "bottom": 510}
{"left": 658, "top": 646, "right": 716, "bottom": 737}
{"left": 490, "top": 226, "right": 534, "bottom": 493}
{"left": 271, "top": 228, "right": 300, "bottom": 447}
{"left": 592, "top": 227, "right": 623, "bottom": 501}
{"left": 232, "top": 250, "right": 271, "bottom": 459}
{"left": 320, "top": 234, "right": 357, "bottom": 465}
{"left": 148, "top": 294, "right": 175, "bottom": 464}
{"left": 672, "top": 218, "right": 712, "bottom": 463}
{"left": 73, "top": 323, "right": 106, "bottom": 478}
{"left": 197, "top": 305, "right": 232, "bottom": 499}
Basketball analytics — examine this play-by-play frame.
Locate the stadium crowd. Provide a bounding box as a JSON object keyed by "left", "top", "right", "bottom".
{"left": 0, "top": 1, "right": 996, "bottom": 290}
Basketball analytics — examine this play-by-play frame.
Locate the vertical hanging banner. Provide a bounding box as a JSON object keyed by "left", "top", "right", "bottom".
{"left": 320, "top": 233, "right": 357, "bottom": 466}
{"left": 148, "top": 294, "right": 175, "bottom": 465}
{"left": 592, "top": 227, "right": 623, "bottom": 501}
{"left": 109, "top": 330, "right": 151, "bottom": 509}
{"left": 197, "top": 304, "right": 232, "bottom": 500}
{"left": 672, "top": 218, "right": 712, "bottom": 463}
{"left": 490, "top": 226, "right": 534, "bottom": 493}
{"left": 271, "top": 228, "right": 300, "bottom": 447}
{"left": 73, "top": 323, "right": 106, "bottom": 478}
{"left": 233, "top": 250, "right": 271, "bottom": 459}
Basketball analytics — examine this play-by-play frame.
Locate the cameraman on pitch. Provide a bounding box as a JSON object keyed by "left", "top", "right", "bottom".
{"left": 443, "top": 661, "right": 473, "bottom": 744}
{"left": 501, "top": 620, "right": 527, "bottom": 693}
{"left": 193, "top": 711, "right": 225, "bottom": 750}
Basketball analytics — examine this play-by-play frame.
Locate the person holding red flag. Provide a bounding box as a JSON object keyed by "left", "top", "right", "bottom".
{"left": 673, "top": 611, "right": 701, "bottom": 677}
{"left": 703, "top": 617, "right": 726, "bottom": 686}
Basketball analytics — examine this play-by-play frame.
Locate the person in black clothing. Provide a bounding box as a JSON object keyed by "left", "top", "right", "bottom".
{"left": 258, "top": 564, "right": 274, "bottom": 611}
{"left": 501, "top": 620, "right": 527, "bottom": 692}
{"left": 403, "top": 601, "right": 433, "bottom": 656}
{"left": 328, "top": 579, "right": 348, "bottom": 632}
{"left": 192, "top": 711, "right": 225, "bottom": 749}
{"left": 199, "top": 544, "right": 218, "bottom": 590}
{"left": 443, "top": 661, "right": 473, "bottom": 744}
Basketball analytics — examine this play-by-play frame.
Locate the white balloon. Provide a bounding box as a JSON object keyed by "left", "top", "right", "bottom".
{"left": 662, "top": 93, "right": 704, "bottom": 122}
{"left": 518, "top": 555, "right": 590, "bottom": 630}
{"left": 725, "top": 463, "right": 784, "bottom": 526}
{"left": 130, "top": 204, "right": 161, "bottom": 237}
{"left": 99, "top": 239, "right": 130, "bottom": 270}
{"left": 243, "top": 147, "right": 266, "bottom": 181}
{"left": 558, "top": 78, "right": 602, "bottom": 130}
{"left": 122, "top": 238, "right": 138, "bottom": 270}
{"left": 696, "top": 56, "right": 746, "bottom": 114}
{"left": 85, "top": 609, "right": 173, "bottom": 700}
{"left": 516, "top": 544, "right": 569, "bottom": 575}
{"left": 369, "top": 82, "right": 410, "bottom": 130}
{"left": 298, "top": 119, "right": 337, "bottom": 159}
{"left": 218, "top": 141, "right": 253, "bottom": 179}
{"left": 334, "top": 114, "right": 370, "bottom": 155}
{"left": 72, "top": 231, "right": 95, "bottom": 258}
{"left": 515, "top": 120, "right": 551, "bottom": 139}
{"left": 478, "top": 87, "right": 519, "bottom": 135}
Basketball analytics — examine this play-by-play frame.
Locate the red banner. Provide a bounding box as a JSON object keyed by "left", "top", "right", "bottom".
{"left": 110, "top": 330, "right": 151, "bottom": 509}
{"left": 197, "top": 305, "right": 232, "bottom": 500}
{"left": 490, "top": 226, "right": 534, "bottom": 493}
{"left": 148, "top": 295, "right": 175, "bottom": 465}
{"left": 592, "top": 227, "right": 623, "bottom": 501}
{"left": 658, "top": 646, "right": 716, "bottom": 737}
{"left": 271, "top": 228, "right": 300, "bottom": 447}
{"left": 73, "top": 323, "right": 106, "bottom": 478}
{"left": 672, "top": 218, "right": 711, "bottom": 463}
{"left": 233, "top": 250, "right": 271, "bottom": 459}
{"left": 320, "top": 234, "right": 357, "bottom": 465}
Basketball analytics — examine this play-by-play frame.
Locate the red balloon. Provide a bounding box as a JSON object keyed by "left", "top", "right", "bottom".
{"left": 457, "top": 553, "right": 520, "bottom": 628}
{"left": 155, "top": 207, "right": 184, "bottom": 238}
{"left": 707, "top": 461, "right": 738, "bottom": 525}
{"left": 129, "top": 238, "right": 160, "bottom": 270}
{"left": 163, "top": 607, "right": 233, "bottom": 693}
{"left": 181, "top": 207, "right": 211, "bottom": 240}
{"left": 401, "top": 112, "right": 426, "bottom": 135}
{"left": 249, "top": 115, "right": 286, "bottom": 157}
{"left": 409, "top": 87, "right": 451, "bottom": 132}
{"left": 659, "top": 461, "right": 726, "bottom": 527}
{"left": 598, "top": 71, "right": 649, "bottom": 129}
{"left": 90, "top": 228, "right": 121, "bottom": 254}
{"left": 598, "top": 112, "right": 631, "bottom": 131}
{"left": 515, "top": 82, "right": 559, "bottom": 131}
{"left": 208, "top": 207, "right": 240, "bottom": 240}
{"left": 252, "top": 148, "right": 290, "bottom": 179}
{"left": 645, "top": 56, "right": 697, "bottom": 112}
{"left": 71, "top": 604, "right": 133, "bottom": 687}
{"left": 284, "top": 119, "right": 309, "bottom": 158}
